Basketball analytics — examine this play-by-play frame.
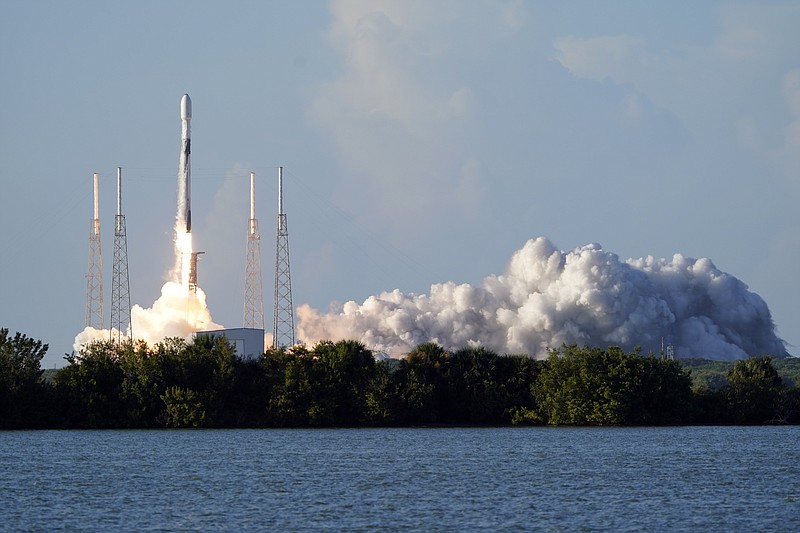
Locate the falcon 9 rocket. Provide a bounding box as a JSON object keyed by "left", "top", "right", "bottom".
{"left": 178, "top": 94, "right": 192, "bottom": 233}
{"left": 175, "top": 94, "right": 196, "bottom": 291}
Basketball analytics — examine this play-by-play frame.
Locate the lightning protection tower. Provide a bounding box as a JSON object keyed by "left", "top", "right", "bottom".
{"left": 85, "top": 172, "right": 104, "bottom": 329}
{"left": 272, "top": 166, "right": 295, "bottom": 348}
{"left": 110, "top": 167, "right": 132, "bottom": 342}
{"left": 244, "top": 171, "right": 264, "bottom": 330}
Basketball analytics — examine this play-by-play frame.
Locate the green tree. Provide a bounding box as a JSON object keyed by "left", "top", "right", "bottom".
{"left": 725, "top": 356, "right": 783, "bottom": 424}
{"left": 444, "top": 347, "right": 521, "bottom": 423}
{"left": 0, "top": 328, "right": 50, "bottom": 428}
{"left": 393, "top": 343, "right": 449, "bottom": 424}
{"left": 161, "top": 386, "right": 206, "bottom": 427}
{"left": 118, "top": 339, "right": 168, "bottom": 426}
{"left": 227, "top": 356, "right": 270, "bottom": 427}
{"left": 534, "top": 344, "right": 693, "bottom": 426}
{"left": 534, "top": 345, "right": 618, "bottom": 425}
{"left": 625, "top": 355, "right": 693, "bottom": 425}
{"left": 53, "top": 341, "right": 125, "bottom": 428}
{"left": 160, "top": 334, "right": 237, "bottom": 427}
{"left": 264, "top": 340, "right": 378, "bottom": 427}
{"left": 266, "top": 347, "right": 317, "bottom": 426}
{"left": 364, "top": 360, "right": 396, "bottom": 425}
{"left": 691, "top": 386, "right": 727, "bottom": 424}
{"left": 774, "top": 387, "right": 800, "bottom": 424}
{"left": 496, "top": 354, "right": 542, "bottom": 425}
{"left": 313, "top": 340, "right": 377, "bottom": 425}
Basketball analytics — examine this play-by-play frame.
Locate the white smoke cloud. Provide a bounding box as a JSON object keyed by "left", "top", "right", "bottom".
{"left": 129, "top": 282, "right": 221, "bottom": 345}
{"left": 73, "top": 282, "right": 222, "bottom": 353}
{"left": 296, "top": 237, "right": 787, "bottom": 360}
{"left": 73, "top": 326, "right": 124, "bottom": 351}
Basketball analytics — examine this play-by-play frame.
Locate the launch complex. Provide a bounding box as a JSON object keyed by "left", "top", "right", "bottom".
{"left": 82, "top": 94, "right": 294, "bottom": 357}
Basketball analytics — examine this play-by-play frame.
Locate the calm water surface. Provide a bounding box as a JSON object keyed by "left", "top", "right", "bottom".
{"left": 1, "top": 427, "right": 798, "bottom": 531}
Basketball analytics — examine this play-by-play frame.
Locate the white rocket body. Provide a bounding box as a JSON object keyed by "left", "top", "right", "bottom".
{"left": 178, "top": 94, "right": 192, "bottom": 232}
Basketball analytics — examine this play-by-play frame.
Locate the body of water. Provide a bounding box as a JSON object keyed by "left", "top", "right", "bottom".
{"left": 1, "top": 427, "right": 798, "bottom": 531}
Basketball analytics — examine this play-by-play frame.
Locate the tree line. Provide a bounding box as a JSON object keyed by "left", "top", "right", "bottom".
{"left": 2, "top": 327, "right": 798, "bottom": 429}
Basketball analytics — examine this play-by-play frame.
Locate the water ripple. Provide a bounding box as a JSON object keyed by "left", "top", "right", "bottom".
{"left": 1, "top": 427, "right": 798, "bottom": 531}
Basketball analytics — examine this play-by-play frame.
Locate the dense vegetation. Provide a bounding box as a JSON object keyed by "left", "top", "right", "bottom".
{"left": 2, "top": 327, "right": 798, "bottom": 429}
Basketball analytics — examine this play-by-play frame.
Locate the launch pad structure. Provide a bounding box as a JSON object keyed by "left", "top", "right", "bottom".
{"left": 85, "top": 172, "right": 104, "bottom": 330}
{"left": 273, "top": 166, "right": 295, "bottom": 349}
{"left": 82, "top": 95, "right": 300, "bottom": 356}
{"left": 111, "top": 167, "right": 132, "bottom": 342}
{"left": 244, "top": 171, "right": 264, "bottom": 330}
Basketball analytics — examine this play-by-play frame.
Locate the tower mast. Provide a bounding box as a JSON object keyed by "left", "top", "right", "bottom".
{"left": 111, "top": 167, "right": 132, "bottom": 342}
{"left": 244, "top": 171, "right": 264, "bottom": 329}
{"left": 85, "top": 172, "right": 104, "bottom": 329}
{"left": 273, "top": 166, "right": 294, "bottom": 348}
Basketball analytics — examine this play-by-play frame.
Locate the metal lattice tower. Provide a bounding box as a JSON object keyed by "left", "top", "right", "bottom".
{"left": 273, "top": 166, "right": 295, "bottom": 348}
{"left": 85, "top": 172, "right": 104, "bottom": 329}
{"left": 244, "top": 171, "right": 264, "bottom": 329}
{"left": 110, "top": 167, "right": 132, "bottom": 342}
{"left": 660, "top": 337, "right": 675, "bottom": 360}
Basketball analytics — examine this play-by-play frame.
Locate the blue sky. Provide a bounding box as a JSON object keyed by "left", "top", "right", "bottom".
{"left": 1, "top": 1, "right": 797, "bottom": 368}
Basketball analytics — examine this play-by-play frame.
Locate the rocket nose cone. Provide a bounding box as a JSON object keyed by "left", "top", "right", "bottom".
{"left": 181, "top": 94, "right": 192, "bottom": 120}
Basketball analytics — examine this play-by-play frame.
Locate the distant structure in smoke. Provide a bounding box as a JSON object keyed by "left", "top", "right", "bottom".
{"left": 296, "top": 237, "right": 788, "bottom": 361}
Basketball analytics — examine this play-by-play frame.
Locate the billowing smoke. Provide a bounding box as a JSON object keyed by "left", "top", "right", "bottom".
{"left": 73, "top": 281, "right": 221, "bottom": 351}
{"left": 297, "top": 237, "right": 788, "bottom": 360}
{"left": 73, "top": 229, "right": 223, "bottom": 352}
{"left": 73, "top": 222, "right": 222, "bottom": 351}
